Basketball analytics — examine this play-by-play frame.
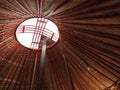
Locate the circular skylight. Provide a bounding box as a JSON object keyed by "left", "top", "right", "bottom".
{"left": 16, "top": 18, "right": 59, "bottom": 50}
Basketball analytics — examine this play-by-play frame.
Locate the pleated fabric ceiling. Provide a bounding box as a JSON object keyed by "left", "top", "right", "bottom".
{"left": 0, "top": 0, "right": 120, "bottom": 90}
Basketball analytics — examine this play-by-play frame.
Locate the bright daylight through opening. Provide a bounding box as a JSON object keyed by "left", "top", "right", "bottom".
{"left": 16, "top": 18, "right": 59, "bottom": 50}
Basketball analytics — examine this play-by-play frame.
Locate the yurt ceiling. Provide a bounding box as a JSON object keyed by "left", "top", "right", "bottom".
{"left": 0, "top": 0, "right": 120, "bottom": 90}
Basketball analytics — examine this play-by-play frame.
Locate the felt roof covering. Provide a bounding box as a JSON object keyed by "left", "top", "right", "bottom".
{"left": 0, "top": 0, "right": 120, "bottom": 90}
